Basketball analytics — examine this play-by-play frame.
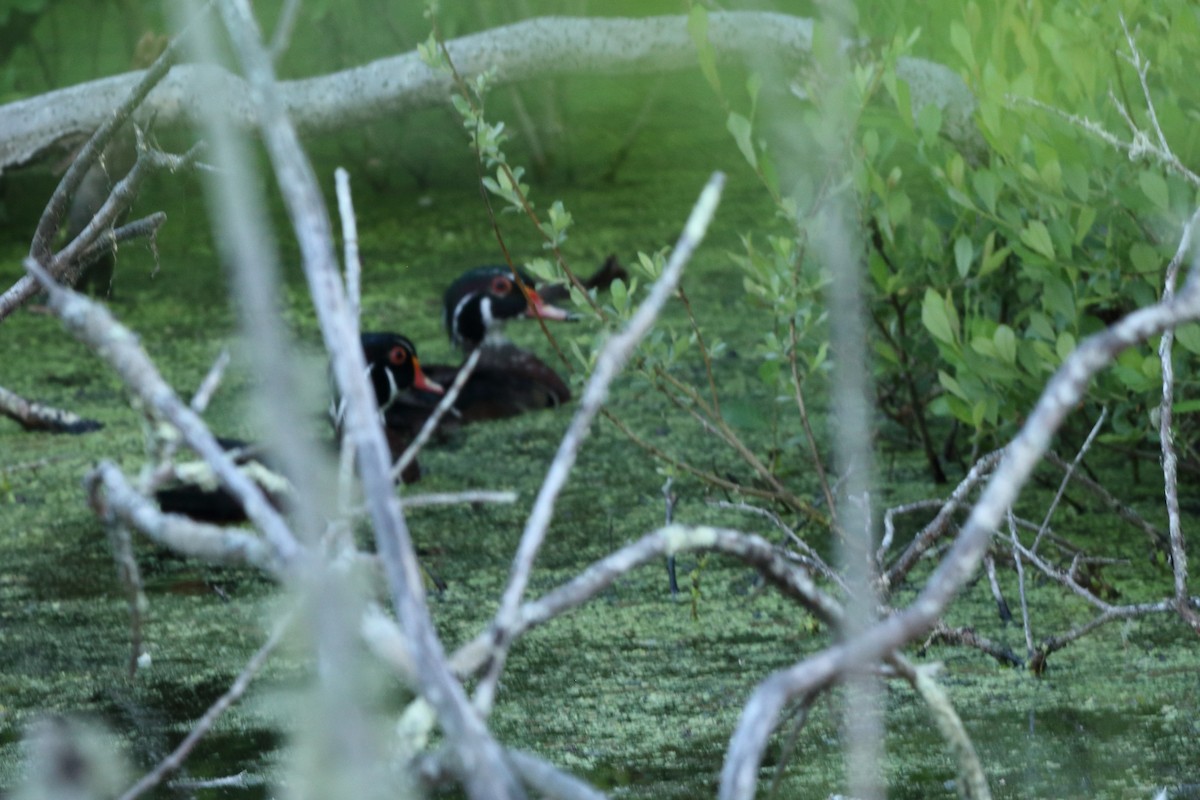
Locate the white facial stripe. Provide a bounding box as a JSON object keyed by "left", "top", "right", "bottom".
{"left": 480, "top": 296, "right": 494, "bottom": 329}
{"left": 452, "top": 293, "right": 473, "bottom": 343}
{"left": 382, "top": 367, "right": 400, "bottom": 414}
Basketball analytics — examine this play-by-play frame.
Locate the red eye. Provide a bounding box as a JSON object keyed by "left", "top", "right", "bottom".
{"left": 389, "top": 346, "right": 408, "bottom": 366}
{"left": 491, "top": 276, "right": 513, "bottom": 294}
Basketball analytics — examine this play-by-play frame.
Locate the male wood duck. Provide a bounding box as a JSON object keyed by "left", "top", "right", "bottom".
{"left": 380, "top": 265, "right": 582, "bottom": 435}
{"left": 156, "top": 332, "right": 442, "bottom": 522}
{"left": 328, "top": 332, "right": 444, "bottom": 431}
{"left": 329, "top": 331, "right": 444, "bottom": 483}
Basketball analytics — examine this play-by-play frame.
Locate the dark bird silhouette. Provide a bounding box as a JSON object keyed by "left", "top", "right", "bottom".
{"left": 386, "top": 257, "right": 628, "bottom": 432}
{"left": 156, "top": 333, "right": 442, "bottom": 521}
{"left": 329, "top": 332, "right": 445, "bottom": 484}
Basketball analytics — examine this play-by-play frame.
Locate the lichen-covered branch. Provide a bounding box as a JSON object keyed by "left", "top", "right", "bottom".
{"left": 0, "top": 14, "right": 981, "bottom": 178}
{"left": 0, "top": 384, "right": 102, "bottom": 433}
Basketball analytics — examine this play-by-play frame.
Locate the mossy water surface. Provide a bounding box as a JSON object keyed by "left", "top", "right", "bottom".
{"left": 1, "top": 81, "right": 1198, "bottom": 799}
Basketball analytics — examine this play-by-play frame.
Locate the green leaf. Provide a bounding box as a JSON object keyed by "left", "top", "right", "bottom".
{"left": 688, "top": 6, "right": 721, "bottom": 95}
{"left": 922, "top": 289, "right": 959, "bottom": 346}
{"left": 949, "top": 21, "right": 975, "bottom": 70}
{"left": 1020, "top": 220, "right": 1055, "bottom": 260}
{"left": 954, "top": 235, "right": 974, "bottom": 278}
{"left": 980, "top": 242, "right": 1009, "bottom": 278}
{"left": 1139, "top": 170, "right": 1169, "bottom": 212}
{"left": 972, "top": 170, "right": 998, "bottom": 214}
{"left": 1056, "top": 331, "right": 1076, "bottom": 362}
{"left": 609, "top": 277, "right": 628, "bottom": 311}
{"left": 523, "top": 258, "right": 557, "bottom": 283}
{"left": 610, "top": 278, "right": 628, "bottom": 313}
{"left": 1064, "top": 163, "right": 1090, "bottom": 201}
{"left": 971, "top": 399, "right": 987, "bottom": 428}
{"left": 916, "top": 102, "right": 942, "bottom": 140}
{"left": 971, "top": 336, "right": 997, "bottom": 359}
{"left": 938, "top": 370, "right": 968, "bottom": 400}
{"left": 887, "top": 191, "right": 912, "bottom": 227}
{"left": 1174, "top": 323, "right": 1200, "bottom": 355}
{"left": 862, "top": 129, "right": 879, "bottom": 160}
{"left": 1129, "top": 242, "right": 1160, "bottom": 276}
{"left": 727, "top": 112, "right": 757, "bottom": 169}
{"left": 947, "top": 153, "right": 965, "bottom": 188}
{"left": 993, "top": 324, "right": 1017, "bottom": 364}
{"left": 1074, "top": 206, "right": 1097, "bottom": 246}
{"left": 746, "top": 72, "right": 762, "bottom": 116}
{"left": 1043, "top": 277, "right": 1075, "bottom": 320}
{"left": 1172, "top": 399, "right": 1200, "bottom": 415}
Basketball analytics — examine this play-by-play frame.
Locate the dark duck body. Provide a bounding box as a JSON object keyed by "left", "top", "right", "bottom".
{"left": 384, "top": 265, "right": 577, "bottom": 434}
{"left": 438, "top": 257, "right": 628, "bottom": 419}
{"left": 153, "top": 438, "right": 287, "bottom": 524}
{"left": 156, "top": 333, "right": 441, "bottom": 522}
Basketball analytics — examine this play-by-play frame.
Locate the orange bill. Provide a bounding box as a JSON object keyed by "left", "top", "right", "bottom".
{"left": 411, "top": 358, "right": 445, "bottom": 394}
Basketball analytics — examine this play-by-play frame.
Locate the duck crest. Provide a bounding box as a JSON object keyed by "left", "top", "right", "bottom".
{"left": 329, "top": 332, "right": 443, "bottom": 433}
{"left": 443, "top": 265, "right": 571, "bottom": 349}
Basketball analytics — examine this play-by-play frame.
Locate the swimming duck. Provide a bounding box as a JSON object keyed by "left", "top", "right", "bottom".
{"left": 329, "top": 331, "right": 444, "bottom": 483}
{"left": 156, "top": 332, "right": 442, "bottom": 521}
{"left": 381, "top": 265, "right": 579, "bottom": 436}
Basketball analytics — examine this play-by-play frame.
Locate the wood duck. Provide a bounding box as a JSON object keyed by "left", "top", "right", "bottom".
{"left": 153, "top": 437, "right": 287, "bottom": 523}
{"left": 156, "top": 333, "right": 442, "bottom": 522}
{"left": 329, "top": 332, "right": 444, "bottom": 484}
{"left": 328, "top": 332, "right": 444, "bottom": 432}
{"left": 379, "top": 265, "right": 577, "bottom": 436}
{"left": 389, "top": 258, "right": 629, "bottom": 430}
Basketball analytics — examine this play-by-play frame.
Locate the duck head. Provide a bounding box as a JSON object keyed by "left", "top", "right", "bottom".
{"left": 331, "top": 332, "right": 444, "bottom": 429}
{"left": 442, "top": 266, "right": 572, "bottom": 350}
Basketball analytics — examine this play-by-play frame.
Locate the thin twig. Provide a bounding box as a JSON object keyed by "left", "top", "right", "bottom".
{"left": 788, "top": 317, "right": 837, "bottom": 520}
{"left": 710, "top": 499, "right": 844, "bottom": 589}
{"left": 1031, "top": 409, "right": 1107, "bottom": 553}
{"left": 267, "top": 0, "right": 301, "bottom": 60}
{"left": 334, "top": 167, "right": 362, "bottom": 324}
{"left": 392, "top": 347, "right": 483, "bottom": 483}
{"left": 1007, "top": 510, "right": 1033, "bottom": 659}
{"left": 474, "top": 173, "right": 726, "bottom": 716}
{"left": 118, "top": 611, "right": 293, "bottom": 800}
{"left": 189, "top": 349, "right": 231, "bottom": 414}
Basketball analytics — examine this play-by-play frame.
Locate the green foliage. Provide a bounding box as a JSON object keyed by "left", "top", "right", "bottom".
{"left": 0, "top": 0, "right": 45, "bottom": 26}
{"left": 839, "top": 0, "right": 1200, "bottom": 451}
{"left": 664, "top": 0, "right": 1200, "bottom": 481}
{"left": 428, "top": 0, "right": 1200, "bottom": 487}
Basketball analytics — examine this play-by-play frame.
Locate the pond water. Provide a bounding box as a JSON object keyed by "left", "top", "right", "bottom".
{"left": 1, "top": 70, "right": 1198, "bottom": 799}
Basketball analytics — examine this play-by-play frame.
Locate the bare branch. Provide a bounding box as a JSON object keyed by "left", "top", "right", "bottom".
{"left": 1155, "top": 205, "right": 1200, "bottom": 630}
{"left": 86, "top": 461, "right": 283, "bottom": 576}
{"left": 334, "top": 167, "right": 363, "bottom": 323}
{"left": 475, "top": 172, "right": 726, "bottom": 715}
{"left": 210, "top": 1, "right": 520, "bottom": 795}
{"left": 117, "top": 610, "right": 293, "bottom": 800}
{"left": 1, "top": 15, "right": 984, "bottom": 179}
{"left": 27, "top": 259, "right": 301, "bottom": 565}
{"left": 0, "top": 384, "right": 102, "bottom": 433}
{"left": 1030, "top": 409, "right": 1107, "bottom": 553}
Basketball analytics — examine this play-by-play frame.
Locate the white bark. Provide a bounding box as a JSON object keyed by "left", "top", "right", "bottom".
{"left": 0, "top": 13, "right": 977, "bottom": 176}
